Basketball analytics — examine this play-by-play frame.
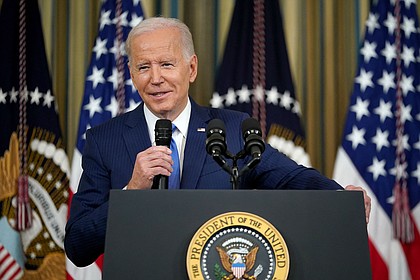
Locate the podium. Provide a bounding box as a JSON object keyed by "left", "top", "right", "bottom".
{"left": 103, "top": 190, "right": 371, "bottom": 279}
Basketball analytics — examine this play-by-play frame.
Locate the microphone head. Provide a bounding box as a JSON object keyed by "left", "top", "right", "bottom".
{"left": 155, "top": 119, "right": 172, "bottom": 147}
{"left": 206, "top": 119, "right": 226, "bottom": 137}
{"left": 241, "top": 118, "right": 265, "bottom": 155}
{"left": 205, "top": 119, "right": 227, "bottom": 155}
{"left": 241, "top": 118, "right": 261, "bottom": 137}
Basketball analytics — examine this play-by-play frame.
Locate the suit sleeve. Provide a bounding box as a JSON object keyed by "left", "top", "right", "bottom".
{"left": 218, "top": 110, "right": 341, "bottom": 191}
{"left": 65, "top": 129, "right": 110, "bottom": 267}
{"left": 245, "top": 144, "right": 343, "bottom": 190}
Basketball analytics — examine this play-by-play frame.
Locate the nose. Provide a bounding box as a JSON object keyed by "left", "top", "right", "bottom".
{"left": 150, "top": 65, "right": 163, "bottom": 85}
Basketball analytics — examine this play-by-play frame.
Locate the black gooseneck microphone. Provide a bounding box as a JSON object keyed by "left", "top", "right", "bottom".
{"left": 241, "top": 118, "right": 265, "bottom": 160}
{"left": 205, "top": 119, "right": 227, "bottom": 157}
{"left": 205, "top": 119, "right": 231, "bottom": 174}
{"left": 205, "top": 117, "right": 265, "bottom": 189}
{"left": 155, "top": 119, "right": 172, "bottom": 189}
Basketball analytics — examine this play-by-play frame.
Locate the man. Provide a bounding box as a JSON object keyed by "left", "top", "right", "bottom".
{"left": 65, "top": 17, "right": 371, "bottom": 267}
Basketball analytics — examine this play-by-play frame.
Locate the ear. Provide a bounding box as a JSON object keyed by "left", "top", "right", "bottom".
{"left": 189, "top": 55, "right": 198, "bottom": 83}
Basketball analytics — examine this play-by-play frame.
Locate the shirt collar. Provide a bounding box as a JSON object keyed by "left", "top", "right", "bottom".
{"left": 144, "top": 99, "right": 191, "bottom": 144}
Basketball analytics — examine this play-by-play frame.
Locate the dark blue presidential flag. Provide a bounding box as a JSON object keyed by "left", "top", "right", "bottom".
{"left": 68, "top": 0, "right": 144, "bottom": 279}
{"left": 333, "top": 0, "right": 420, "bottom": 279}
{"left": 211, "top": 0, "right": 310, "bottom": 165}
{"left": 0, "top": 0, "right": 69, "bottom": 278}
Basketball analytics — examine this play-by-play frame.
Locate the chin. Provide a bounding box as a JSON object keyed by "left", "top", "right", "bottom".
{"left": 155, "top": 108, "right": 175, "bottom": 119}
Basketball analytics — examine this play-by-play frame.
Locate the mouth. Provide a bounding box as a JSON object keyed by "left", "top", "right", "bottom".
{"left": 150, "top": 91, "right": 170, "bottom": 98}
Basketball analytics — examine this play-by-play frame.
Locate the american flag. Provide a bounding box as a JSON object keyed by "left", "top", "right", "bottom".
{"left": 67, "top": 0, "right": 144, "bottom": 279}
{"left": 210, "top": 0, "right": 310, "bottom": 166}
{"left": 0, "top": 0, "right": 69, "bottom": 279}
{"left": 333, "top": 0, "right": 420, "bottom": 279}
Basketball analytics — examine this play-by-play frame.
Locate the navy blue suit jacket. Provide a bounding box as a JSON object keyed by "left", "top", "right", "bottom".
{"left": 65, "top": 99, "right": 342, "bottom": 267}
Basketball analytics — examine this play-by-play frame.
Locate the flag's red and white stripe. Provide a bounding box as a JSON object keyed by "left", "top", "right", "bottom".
{"left": 65, "top": 0, "right": 144, "bottom": 278}
{"left": 66, "top": 150, "right": 103, "bottom": 280}
{"left": 334, "top": 148, "right": 420, "bottom": 280}
{"left": 0, "top": 244, "right": 23, "bottom": 280}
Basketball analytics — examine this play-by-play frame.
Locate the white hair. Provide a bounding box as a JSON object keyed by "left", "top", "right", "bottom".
{"left": 125, "top": 17, "right": 195, "bottom": 62}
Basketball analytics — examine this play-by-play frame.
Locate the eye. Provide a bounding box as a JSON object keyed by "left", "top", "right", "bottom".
{"left": 136, "top": 64, "right": 150, "bottom": 72}
{"left": 162, "top": 62, "right": 174, "bottom": 68}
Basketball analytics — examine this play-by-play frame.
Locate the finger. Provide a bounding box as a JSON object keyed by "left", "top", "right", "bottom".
{"left": 345, "top": 185, "right": 371, "bottom": 224}
{"left": 136, "top": 149, "right": 173, "bottom": 167}
{"left": 147, "top": 146, "right": 172, "bottom": 155}
{"left": 148, "top": 155, "right": 173, "bottom": 169}
{"left": 149, "top": 163, "right": 172, "bottom": 176}
{"left": 365, "top": 194, "right": 371, "bottom": 224}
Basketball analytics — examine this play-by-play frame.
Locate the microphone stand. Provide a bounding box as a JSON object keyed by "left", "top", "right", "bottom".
{"left": 213, "top": 150, "right": 259, "bottom": 190}
{"left": 207, "top": 117, "right": 264, "bottom": 189}
{"left": 229, "top": 151, "right": 245, "bottom": 190}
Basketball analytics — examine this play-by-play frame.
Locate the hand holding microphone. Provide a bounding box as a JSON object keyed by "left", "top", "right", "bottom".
{"left": 126, "top": 119, "right": 173, "bottom": 190}
{"left": 155, "top": 119, "right": 173, "bottom": 189}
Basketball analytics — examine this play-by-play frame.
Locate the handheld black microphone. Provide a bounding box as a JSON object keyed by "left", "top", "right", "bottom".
{"left": 241, "top": 118, "right": 265, "bottom": 159}
{"left": 155, "top": 119, "right": 172, "bottom": 189}
{"left": 206, "top": 119, "right": 227, "bottom": 157}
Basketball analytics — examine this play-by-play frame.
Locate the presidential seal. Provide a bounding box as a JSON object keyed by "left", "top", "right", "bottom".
{"left": 186, "top": 212, "right": 289, "bottom": 280}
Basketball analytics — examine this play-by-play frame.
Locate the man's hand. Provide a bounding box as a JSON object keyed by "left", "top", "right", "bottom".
{"left": 126, "top": 146, "right": 173, "bottom": 190}
{"left": 345, "top": 185, "right": 371, "bottom": 224}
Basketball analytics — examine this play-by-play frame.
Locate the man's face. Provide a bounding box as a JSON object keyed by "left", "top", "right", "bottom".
{"left": 128, "top": 27, "right": 198, "bottom": 120}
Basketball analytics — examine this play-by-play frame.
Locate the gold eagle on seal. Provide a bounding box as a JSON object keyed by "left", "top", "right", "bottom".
{"left": 216, "top": 246, "right": 259, "bottom": 280}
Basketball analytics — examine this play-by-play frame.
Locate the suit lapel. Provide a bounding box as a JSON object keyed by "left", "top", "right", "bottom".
{"left": 122, "top": 103, "right": 152, "bottom": 166}
{"left": 181, "top": 100, "right": 211, "bottom": 189}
